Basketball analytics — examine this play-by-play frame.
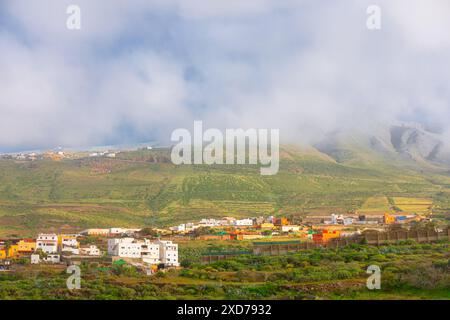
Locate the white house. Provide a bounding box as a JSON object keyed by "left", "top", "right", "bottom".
{"left": 157, "top": 240, "right": 179, "bottom": 267}
{"left": 109, "top": 228, "right": 141, "bottom": 236}
{"left": 79, "top": 245, "right": 101, "bottom": 256}
{"left": 141, "top": 240, "right": 160, "bottom": 264}
{"left": 343, "top": 218, "right": 354, "bottom": 225}
{"left": 61, "top": 238, "right": 78, "bottom": 248}
{"left": 220, "top": 217, "right": 236, "bottom": 226}
{"left": 170, "top": 224, "right": 186, "bottom": 233}
{"left": 199, "top": 219, "right": 220, "bottom": 227}
{"left": 108, "top": 238, "right": 180, "bottom": 267}
{"left": 331, "top": 214, "right": 346, "bottom": 225}
{"left": 281, "top": 225, "right": 300, "bottom": 232}
{"left": 36, "top": 234, "right": 58, "bottom": 253}
{"left": 185, "top": 223, "right": 199, "bottom": 231}
{"left": 107, "top": 238, "right": 141, "bottom": 258}
{"left": 60, "top": 236, "right": 79, "bottom": 254}
{"left": 43, "top": 254, "right": 60, "bottom": 263}
{"left": 109, "top": 228, "right": 124, "bottom": 235}
{"left": 234, "top": 218, "right": 254, "bottom": 226}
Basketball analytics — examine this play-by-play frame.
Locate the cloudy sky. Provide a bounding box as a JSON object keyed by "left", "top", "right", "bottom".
{"left": 0, "top": 0, "right": 449, "bottom": 151}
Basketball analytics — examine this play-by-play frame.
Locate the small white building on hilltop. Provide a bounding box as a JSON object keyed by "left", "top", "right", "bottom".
{"left": 36, "top": 234, "right": 58, "bottom": 254}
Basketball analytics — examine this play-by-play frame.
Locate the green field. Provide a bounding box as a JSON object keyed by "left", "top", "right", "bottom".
{"left": 392, "top": 197, "right": 433, "bottom": 214}
{"left": 0, "top": 145, "right": 449, "bottom": 236}
{"left": 1, "top": 241, "right": 448, "bottom": 300}
{"left": 358, "top": 196, "right": 391, "bottom": 214}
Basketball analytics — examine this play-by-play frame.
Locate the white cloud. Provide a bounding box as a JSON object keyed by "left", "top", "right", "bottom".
{"left": 0, "top": 0, "right": 449, "bottom": 150}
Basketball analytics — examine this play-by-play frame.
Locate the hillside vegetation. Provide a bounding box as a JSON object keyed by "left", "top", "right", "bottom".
{"left": 0, "top": 145, "right": 449, "bottom": 237}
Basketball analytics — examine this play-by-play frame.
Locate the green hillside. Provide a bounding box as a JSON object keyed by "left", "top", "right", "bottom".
{"left": 0, "top": 145, "right": 449, "bottom": 237}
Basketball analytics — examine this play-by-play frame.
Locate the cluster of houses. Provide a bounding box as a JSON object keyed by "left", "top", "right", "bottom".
{"left": 324, "top": 214, "right": 355, "bottom": 226}
{"left": 0, "top": 149, "right": 118, "bottom": 162}
{"left": 0, "top": 212, "right": 425, "bottom": 270}
{"left": 0, "top": 227, "right": 180, "bottom": 269}
{"left": 170, "top": 216, "right": 289, "bottom": 233}
{"left": 88, "top": 151, "right": 116, "bottom": 158}
{"left": 383, "top": 213, "right": 424, "bottom": 225}
{"left": 0, "top": 151, "right": 67, "bottom": 161}
{"left": 166, "top": 212, "right": 424, "bottom": 244}
{"left": 80, "top": 227, "right": 141, "bottom": 236}
{"left": 166, "top": 215, "right": 346, "bottom": 243}
{"left": 0, "top": 233, "right": 102, "bottom": 265}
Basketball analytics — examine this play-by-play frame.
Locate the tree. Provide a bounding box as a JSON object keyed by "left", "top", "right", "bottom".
{"left": 3, "top": 240, "right": 12, "bottom": 259}
{"left": 139, "top": 228, "right": 160, "bottom": 238}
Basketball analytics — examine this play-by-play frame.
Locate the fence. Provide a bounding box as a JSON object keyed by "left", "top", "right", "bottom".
{"left": 254, "top": 228, "right": 450, "bottom": 256}
{"left": 202, "top": 228, "right": 450, "bottom": 261}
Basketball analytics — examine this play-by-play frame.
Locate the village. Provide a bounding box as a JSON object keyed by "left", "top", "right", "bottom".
{"left": 0, "top": 228, "right": 179, "bottom": 274}
{"left": 0, "top": 209, "right": 432, "bottom": 273}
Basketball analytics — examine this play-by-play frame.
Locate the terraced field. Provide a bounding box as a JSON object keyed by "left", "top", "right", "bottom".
{"left": 392, "top": 197, "right": 433, "bottom": 214}
{"left": 358, "top": 196, "right": 391, "bottom": 215}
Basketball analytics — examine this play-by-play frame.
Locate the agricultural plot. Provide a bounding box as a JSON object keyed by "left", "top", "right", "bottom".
{"left": 392, "top": 197, "right": 433, "bottom": 214}
{"left": 358, "top": 196, "right": 391, "bottom": 215}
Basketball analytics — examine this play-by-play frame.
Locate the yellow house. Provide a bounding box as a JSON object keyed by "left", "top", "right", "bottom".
{"left": 260, "top": 223, "right": 275, "bottom": 230}
{"left": 0, "top": 249, "right": 6, "bottom": 259}
{"left": 17, "top": 239, "right": 36, "bottom": 253}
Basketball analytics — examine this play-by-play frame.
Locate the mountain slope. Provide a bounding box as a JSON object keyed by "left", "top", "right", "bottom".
{"left": 1, "top": 141, "right": 449, "bottom": 237}
{"left": 314, "top": 123, "right": 450, "bottom": 170}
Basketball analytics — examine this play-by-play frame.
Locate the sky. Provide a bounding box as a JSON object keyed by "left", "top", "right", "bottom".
{"left": 0, "top": 0, "right": 449, "bottom": 152}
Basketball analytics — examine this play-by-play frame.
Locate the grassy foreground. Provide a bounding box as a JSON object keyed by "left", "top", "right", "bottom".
{"left": 0, "top": 241, "right": 448, "bottom": 300}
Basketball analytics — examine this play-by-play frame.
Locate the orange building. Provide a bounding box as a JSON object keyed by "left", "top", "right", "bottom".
{"left": 0, "top": 244, "right": 19, "bottom": 259}
{"left": 313, "top": 229, "right": 341, "bottom": 244}
{"left": 384, "top": 213, "right": 396, "bottom": 224}
{"left": 273, "top": 217, "right": 289, "bottom": 226}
